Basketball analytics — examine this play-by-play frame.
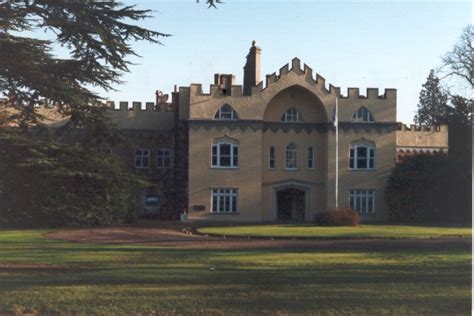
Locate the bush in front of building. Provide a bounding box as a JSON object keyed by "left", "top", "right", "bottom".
{"left": 314, "top": 208, "right": 360, "bottom": 226}
{"left": 385, "top": 154, "right": 471, "bottom": 223}
{"left": 0, "top": 132, "right": 147, "bottom": 228}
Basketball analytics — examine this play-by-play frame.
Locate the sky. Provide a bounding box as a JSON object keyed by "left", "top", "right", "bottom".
{"left": 104, "top": 0, "right": 472, "bottom": 123}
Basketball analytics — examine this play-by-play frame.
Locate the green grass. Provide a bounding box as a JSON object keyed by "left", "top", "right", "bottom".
{"left": 198, "top": 224, "right": 472, "bottom": 239}
{"left": 0, "top": 229, "right": 471, "bottom": 315}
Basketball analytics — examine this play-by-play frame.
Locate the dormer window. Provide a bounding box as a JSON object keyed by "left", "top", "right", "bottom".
{"left": 214, "top": 104, "right": 238, "bottom": 120}
{"left": 352, "top": 107, "right": 374, "bottom": 123}
{"left": 282, "top": 107, "right": 300, "bottom": 122}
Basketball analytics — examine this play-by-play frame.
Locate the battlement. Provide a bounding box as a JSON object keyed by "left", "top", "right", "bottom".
{"left": 106, "top": 101, "right": 175, "bottom": 112}
{"left": 339, "top": 87, "right": 396, "bottom": 100}
{"left": 396, "top": 124, "right": 448, "bottom": 151}
{"left": 186, "top": 56, "right": 394, "bottom": 101}
{"left": 397, "top": 124, "right": 448, "bottom": 133}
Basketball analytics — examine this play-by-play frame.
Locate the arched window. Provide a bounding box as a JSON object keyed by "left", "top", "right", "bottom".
{"left": 349, "top": 142, "right": 375, "bottom": 170}
{"left": 214, "top": 104, "right": 238, "bottom": 120}
{"left": 352, "top": 107, "right": 374, "bottom": 122}
{"left": 281, "top": 107, "right": 300, "bottom": 122}
{"left": 307, "top": 146, "right": 314, "bottom": 169}
{"left": 211, "top": 141, "right": 238, "bottom": 168}
{"left": 268, "top": 146, "right": 275, "bottom": 169}
{"left": 285, "top": 143, "right": 298, "bottom": 170}
{"left": 157, "top": 148, "right": 172, "bottom": 168}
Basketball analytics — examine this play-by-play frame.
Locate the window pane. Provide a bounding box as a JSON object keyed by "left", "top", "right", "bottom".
{"left": 221, "top": 156, "right": 231, "bottom": 166}
{"left": 231, "top": 195, "right": 237, "bottom": 212}
{"left": 368, "top": 195, "right": 373, "bottom": 213}
{"left": 220, "top": 144, "right": 231, "bottom": 155}
{"left": 212, "top": 194, "right": 218, "bottom": 212}
{"left": 358, "top": 147, "right": 367, "bottom": 157}
{"left": 219, "top": 196, "right": 225, "bottom": 212}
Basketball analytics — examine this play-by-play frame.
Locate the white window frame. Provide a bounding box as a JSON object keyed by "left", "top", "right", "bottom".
{"left": 268, "top": 146, "right": 275, "bottom": 169}
{"left": 211, "top": 188, "right": 238, "bottom": 213}
{"left": 211, "top": 141, "right": 239, "bottom": 168}
{"left": 349, "top": 144, "right": 375, "bottom": 170}
{"left": 285, "top": 143, "right": 298, "bottom": 170}
{"left": 349, "top": 189, "right": 375, "bottom": 214}
{"left": 157, "top": 148, "right": 172, "bottom": 168}
{"left": 352, "top": 107, "right": 375, "bottom": 123}
{"left": 307, "top": 146, "right": 314, "bottom": 169}
{"left": 214, "top": 104, "right": 238, "bottom": 120}
{"left": 282, "top": 107, "right": 300, "bottom": 122}
{"left": 135, "top": 148, "right": 149, "bottom": 169}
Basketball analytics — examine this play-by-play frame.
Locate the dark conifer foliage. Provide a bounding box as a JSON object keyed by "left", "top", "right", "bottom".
{"left": 0, "top": 1, "right": 167, "bottom": 227}
{"left": 414, "top": 70, "right": 449, "bottom": 126}
{"left": 0, "top": 0, "right": 169, "bottom": 130}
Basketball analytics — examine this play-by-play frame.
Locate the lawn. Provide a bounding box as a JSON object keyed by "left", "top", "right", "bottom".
{"left": 198, "top": 224, "right": 472, "bottom": 239}
{"left": 0, "top": 229, "right": 471, "bottom": 315}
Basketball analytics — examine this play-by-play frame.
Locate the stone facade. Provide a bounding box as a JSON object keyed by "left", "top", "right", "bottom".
{"left": 20, "top": 42, "right": 449, "bottom": 222}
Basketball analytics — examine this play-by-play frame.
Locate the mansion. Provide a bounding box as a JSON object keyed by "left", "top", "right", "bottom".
{"left": 51, "top": 42, "right": 450, "bottom": 222}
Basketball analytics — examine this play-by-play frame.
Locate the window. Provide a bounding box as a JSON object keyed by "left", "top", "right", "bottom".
{"left": 157, "top": 148, "right": 172, "bottom": 168}
{"left": 285, "top": 143, "right": 298, "bottom": 170}
{"left": 214, "top": 104, "right": 238, "bottom": 120}
{"left": 211, "top": 188, "right": 238, "bottom": 213}
{"left": 307, "top": 146, "right": 314, "bottom": 169}
{"left": 349, "top": 144, "right": 375, "bottom": 170}
{"left": 135, "top": 148, "right": 149, "bottom": 169}
{"left": 352, "top": 107, "right": 374, "bottom": 122}
{"left": 268, "top": 146, "right": 275, "bottom": 169}
{"left": 282, "top": 107, "right": 300, "bottom": 122}
{"left": 211, "top": 142, "right": 238, "bottom": 168}
{"left": 350, "top": 189, "right": 375, "bottom": 214}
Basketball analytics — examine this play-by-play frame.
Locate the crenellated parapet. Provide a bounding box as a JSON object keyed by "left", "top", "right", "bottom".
{"left": 339, "top": 87, "right": 396, "bottom": 100}
{"left": 105, "top": 99, "right": 177, "bottom": 131}
{"left": 185, "top": 56, "right": 396, "bottom": 105}
{"left": 396, "top": 124, "right": 449, "bottom": 155}
{"left": 105, "top": 100, "right": 176, "bottom": 112}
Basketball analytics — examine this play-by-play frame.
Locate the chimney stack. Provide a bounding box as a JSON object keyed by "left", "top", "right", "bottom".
{"left": 243, "top": 40, "right": 261, "bottom": 96}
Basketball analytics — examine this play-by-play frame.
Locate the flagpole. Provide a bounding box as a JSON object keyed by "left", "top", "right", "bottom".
{"left": 335, "top": 97, "right": 339, "bottom": 209}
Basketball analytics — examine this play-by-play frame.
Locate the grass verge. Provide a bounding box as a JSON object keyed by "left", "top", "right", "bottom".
{"left": 197, "top": 224, "right": 472, "bottom": 239}
{"left": 0, "top": 229, "right": 471, "bottom": 315}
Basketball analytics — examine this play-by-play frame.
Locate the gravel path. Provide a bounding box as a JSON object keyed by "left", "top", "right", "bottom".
{"left": 45, "top": 226, "right": 471, "bottom": 251}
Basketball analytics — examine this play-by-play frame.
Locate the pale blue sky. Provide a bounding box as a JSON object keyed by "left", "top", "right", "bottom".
{"left": 106, "top": 0, "right": 472, "bottom": 123}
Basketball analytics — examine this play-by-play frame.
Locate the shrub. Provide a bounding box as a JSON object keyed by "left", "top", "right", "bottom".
{"left": 0, "top": 132, "right": 147, "bottom": 228}
{"left": 385, "top": 154, "right": 470, "bottom": 223}
{"left": 314, "top": 208, "right": 360, "bottom": 226}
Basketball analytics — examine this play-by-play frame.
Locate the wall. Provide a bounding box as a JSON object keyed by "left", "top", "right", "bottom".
{"left": 326, "top": 125, "right": 397, "bottom": 222}
{"left": 261, "top": 129, "right": 328, "bottom": 221}
{"left": 396, "top": 124, "right": 448, "bottom": 149}
{"left": 107, "top": 101, "right": 176, "bottom": 131}
{"left": 187, "top": 124, "right": 263, "bottom": 222}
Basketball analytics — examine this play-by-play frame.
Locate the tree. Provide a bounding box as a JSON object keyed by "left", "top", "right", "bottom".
{"left": 198, "top": 0, "right": 223, "bottom": 9}
{"left": 440, "top": 25, "right": 473, "bottom": 88}
{"left": 407, "top": 27, "right": 473, "bottom": 225}
{"left": 0, "top": 1, "right": 169, "bottom": 130}
{"left": 414, "top": 70, "right": 449, "bottom": 126}
{"left": 385, "top": 154, "right": 470, "bottom": 223}
{"left": 0, "top": 2, "right": 172, "bottom": 226}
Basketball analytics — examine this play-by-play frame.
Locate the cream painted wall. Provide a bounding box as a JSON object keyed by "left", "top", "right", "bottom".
{"left": 187, "top": 125, "right": 263, "bottom": 222}
{"left": 326, "top": 128, "right": 397, "bottom": 222}
{"left": 397, "top": 125, "right": 448, "bottom": 148}
{"left": 261, "top": 130, "right": 327, "bottom": 221}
